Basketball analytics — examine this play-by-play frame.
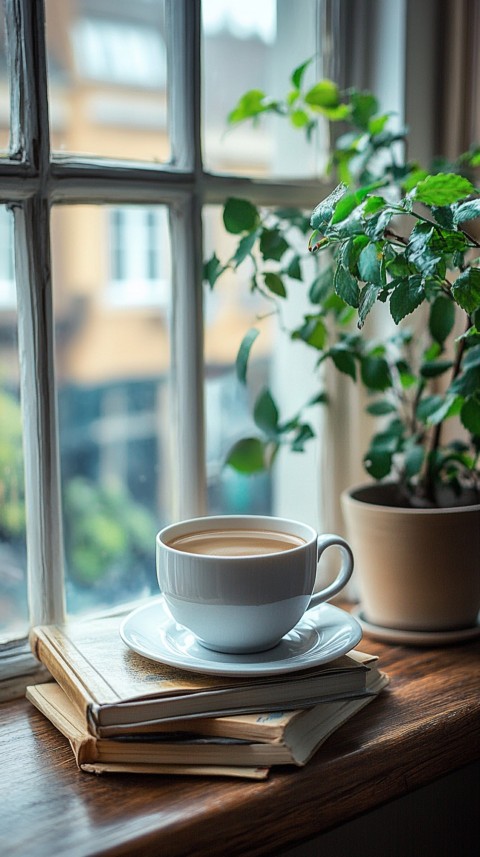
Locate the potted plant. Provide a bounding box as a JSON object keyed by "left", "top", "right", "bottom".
{"left": 204, "top": 62, "right": 480, "bottom": 639}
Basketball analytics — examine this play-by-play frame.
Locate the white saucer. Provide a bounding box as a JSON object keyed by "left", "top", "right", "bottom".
{"left": 120, "top": 597, "right": 362, "bottom": 677}
{"left": 353, "top": 607, "right": 480, "bottom": 646}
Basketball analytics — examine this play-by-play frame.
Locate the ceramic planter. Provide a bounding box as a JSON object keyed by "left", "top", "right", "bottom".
{"left": 341, "top": 483, "right": 480, "bottom": 632}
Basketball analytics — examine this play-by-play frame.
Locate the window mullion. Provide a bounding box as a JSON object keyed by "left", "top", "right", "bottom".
{"left": 166, "top": 0, "right": 206, "bottom": 518}
{"left": 13, "top": 0, "right": 65, "bottom": 626}
{"left": 15, "top": 200, "right": 66, "bottom": 627}
{"left": 165, "top": 0, "right": 201, "bottom": 172}
{"left": 169, "top": 196, "right": 206, "bottom": 519}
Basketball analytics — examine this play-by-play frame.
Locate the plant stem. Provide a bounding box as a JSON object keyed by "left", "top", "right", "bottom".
{"left": 423, "top": 313, "right": 471, "bottom": 503}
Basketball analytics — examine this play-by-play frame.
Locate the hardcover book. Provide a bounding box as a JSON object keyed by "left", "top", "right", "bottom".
{"left": 27, "top": 668, "right": 388, "bottom": 770}
{"left": 30, "top": 615, "right": 372, "bottom": 736}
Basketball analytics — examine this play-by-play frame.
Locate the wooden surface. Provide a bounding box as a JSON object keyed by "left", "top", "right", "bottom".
{"left": 1, "top": 629, "right": 480, "bottom": 857}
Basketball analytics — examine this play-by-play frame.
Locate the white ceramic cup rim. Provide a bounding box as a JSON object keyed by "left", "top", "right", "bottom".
{"left": 157, "top": 514, "right": 318, "bottom": 559}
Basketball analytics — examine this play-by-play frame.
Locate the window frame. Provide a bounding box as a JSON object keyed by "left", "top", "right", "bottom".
{"left": 0, "top": 0, "right": 335, "bottom": 694}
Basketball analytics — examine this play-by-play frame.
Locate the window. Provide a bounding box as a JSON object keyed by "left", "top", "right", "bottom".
{"left": 2, "top": 0, "right": 416, "bottom": 691}
{"left": 0, "top": 0, "right": 331, "bottom": 690}
{"left": 72, "top": 18, "right": 167, "bottom": 88}
{"left": 107, "top": 206, "right": 171, "bottom": 307}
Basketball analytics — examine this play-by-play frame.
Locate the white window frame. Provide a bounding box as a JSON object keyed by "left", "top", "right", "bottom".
{"left": 0, "top": 0, "right": 331, "bottom": 694}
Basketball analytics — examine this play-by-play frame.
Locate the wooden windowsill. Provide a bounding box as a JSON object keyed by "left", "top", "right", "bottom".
{"left": 1, "top": 616, "right": 479, "bottom": 856}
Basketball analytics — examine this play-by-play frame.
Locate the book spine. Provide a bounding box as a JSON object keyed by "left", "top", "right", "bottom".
{"left": 30, "top": 632, "right": 93, "bottom": 725}
{"left": 71, "top": 734, "right": 100, "bottom": 768}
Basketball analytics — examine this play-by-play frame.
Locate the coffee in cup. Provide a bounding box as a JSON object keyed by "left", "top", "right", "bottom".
{"left": 156, "top": 515, "right": 354, "bottom": 654}
{"left": 165, "top": 527, "right": 306, "bottom": 556}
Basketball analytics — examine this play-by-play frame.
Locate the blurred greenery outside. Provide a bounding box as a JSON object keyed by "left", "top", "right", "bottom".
{"left": 0, "top": 387, "right": 157, "bottom": 604}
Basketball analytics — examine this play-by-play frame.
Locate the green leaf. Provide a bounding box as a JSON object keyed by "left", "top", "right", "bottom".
{"left": 360, "top": 356, "right": 392, "bottom": 391}
{"left": 310, "top": 184, "right": 347, "bottom": 231}
{"left": 420, "top": 359, "right": 454, "bottom": 378}
{"left": 330, "top": 347, "right": 357, "bottom": 380}
{"left": 304, "top": 79, "right": 340, "bottom": 109}
{"left": 358, "top": 242, "right": 384, "bottom": 286}
{"left": 405, "top": 223, "right": 441, "bottom": 276}
{"left": 398, "top": 366, "right": 417, "bottom": 389}
{"left": 426, "top": 395, "right": 463, "bottom": 425}
{"left": 402, "top": 169, "right": 428, "bottom": 193}
{"left": 232, "top": 231, "right": 258, "bottom": 267}
{"left": 452, "top": 268, "right": 480, "bottom": 314}
{"left": 366, "top": 399, "right": 397, "bottom": 416}
{"left": 254, "top": 389, "right": 279, "bottom": 435}
{"left": 460, "top": 146, "right": 480, "bottom": 167}
{"left": 334, "top": 265, "right": 360, "bottom": 307}
{"left": 223, "top": 198, "right": 259, "bottom": 234}
{"left": 226, "top": 438, "right": 268, "bottom": 474}
{"left": 319, "top": 103, "right": 351, "bottom": 121}
{"left": 404, "top": 444, "right": 425, "bottom": 478}
{"left": 370, "top": 419, "right": 404, "bottom": 447}
{"left": 368, "top": 113, "right": 390, "bottom": 136}
{"left": 386, "top": 253, "right": 411, "bottom": 278}
{"left": 364, "top": 207, "right": 397, "bottom": 241}
{"left": 290, "top": 109, "right": 310, "bottom": 128}
{"left": 308, "top": 267, "right": 334, "bottom": 303}
{"left": 463, "top": 344, "right": 480, "bottom": 370}
{"left": 235, "top": 328, "right": 260, "bottom": 383}
{"left": 414, "top": 173, "right": 474, "bottom": 206}
{"left": 286, "top": 254, "right": 302, "bottom": 280}
{"left": 430, "top": 228, "right": 468, "bottom": 256}
{"left": 203, "top": 253, "right": 224, "bottom": 288}
{"left": 460, "top": 396, "right": 480, "bottom": 434}
{"left": 450, "top": 366, "right": 480, "bottom": 396}
{"left": 260, "top": 228, "right": 289, "bottom": 261}
{"left": 363, "top": 448, "right": 393, "bottom": 479}
{"left": 328, "top": 208, "right": 366, "bottom": 238}
{"left": 264, "top": 272, "right": 287, "bottom": 297}
{"left": 416, "top": 395, "right": 445, "bottom": 423}
{"left": 453, "top": 199, "right": 480, "bottom": 225}
{"left": 390, "top": 277, "right": 425, "bottom": 323}
{"left": 330, "top": 194, "right": 359, "bottom": 224}
{"left": 358, "top": 284, "right": 380, "bottom": 327}
{"left": 291, "top": 424, "right": 315, "bottom": 452}
{"left": 227, "top": 90, "right": 276, "bottom": 125}
{"left": 428, "top": 295, "right": 456, "bottom": 344}
{"left": 349, "top": 90, "right": 378, "bottom": 130}
{"left": 341, "top": 235, "right": 370, "bottom": 272}
{"left": 292, "top": 316, "right": 328, "bottom": 350}
{"left": 291, "top": 58, "right": 313, "bottom": 89}
{"left": 362, "top": 195, "right": 387, "bottom": 217}
{"left": 431, "top": 205, "right": 456, "bottom": 229}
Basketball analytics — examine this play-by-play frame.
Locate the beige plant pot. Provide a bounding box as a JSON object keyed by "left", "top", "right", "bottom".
{"left": 341, "top": 483, "right": 480, "bottom": 632}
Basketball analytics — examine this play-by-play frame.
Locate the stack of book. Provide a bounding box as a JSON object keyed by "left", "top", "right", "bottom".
{"left": 27, "top": 613, "right": 388, "bottom": 780}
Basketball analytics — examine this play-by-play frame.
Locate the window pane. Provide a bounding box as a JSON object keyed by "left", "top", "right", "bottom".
{"left": 45, "top": 0, "right": 169, "bottom": 163}
{"left": 0, "top": 207, "right": 28, "bottom": 642}
{"left": 202, "top": 0, "right": 324, "bottom": 178}
{"left": 203, "top": 205, "right": 274, "bottom": 516}
{"left": 203, "top": 204, "right": 322, "bottom": 525}
{"left": 0, "top": 7, "right": 10, "bottom": 153}
{"left": 51, "top": 204, "right": 172, "bottom": 618}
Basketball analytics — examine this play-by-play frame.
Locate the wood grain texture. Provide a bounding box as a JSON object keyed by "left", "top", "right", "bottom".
{"left": 1, "top": 632, "right": 479, "bottom": 857}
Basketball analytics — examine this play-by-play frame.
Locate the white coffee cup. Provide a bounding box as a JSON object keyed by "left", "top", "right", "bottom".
{"left": 156, "top": 514, "right": 354, "bottom": 654}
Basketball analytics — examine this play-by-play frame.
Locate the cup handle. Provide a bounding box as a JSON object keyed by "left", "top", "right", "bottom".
{"left": 308, "top": 534, "right": 354, "bottom": 609}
